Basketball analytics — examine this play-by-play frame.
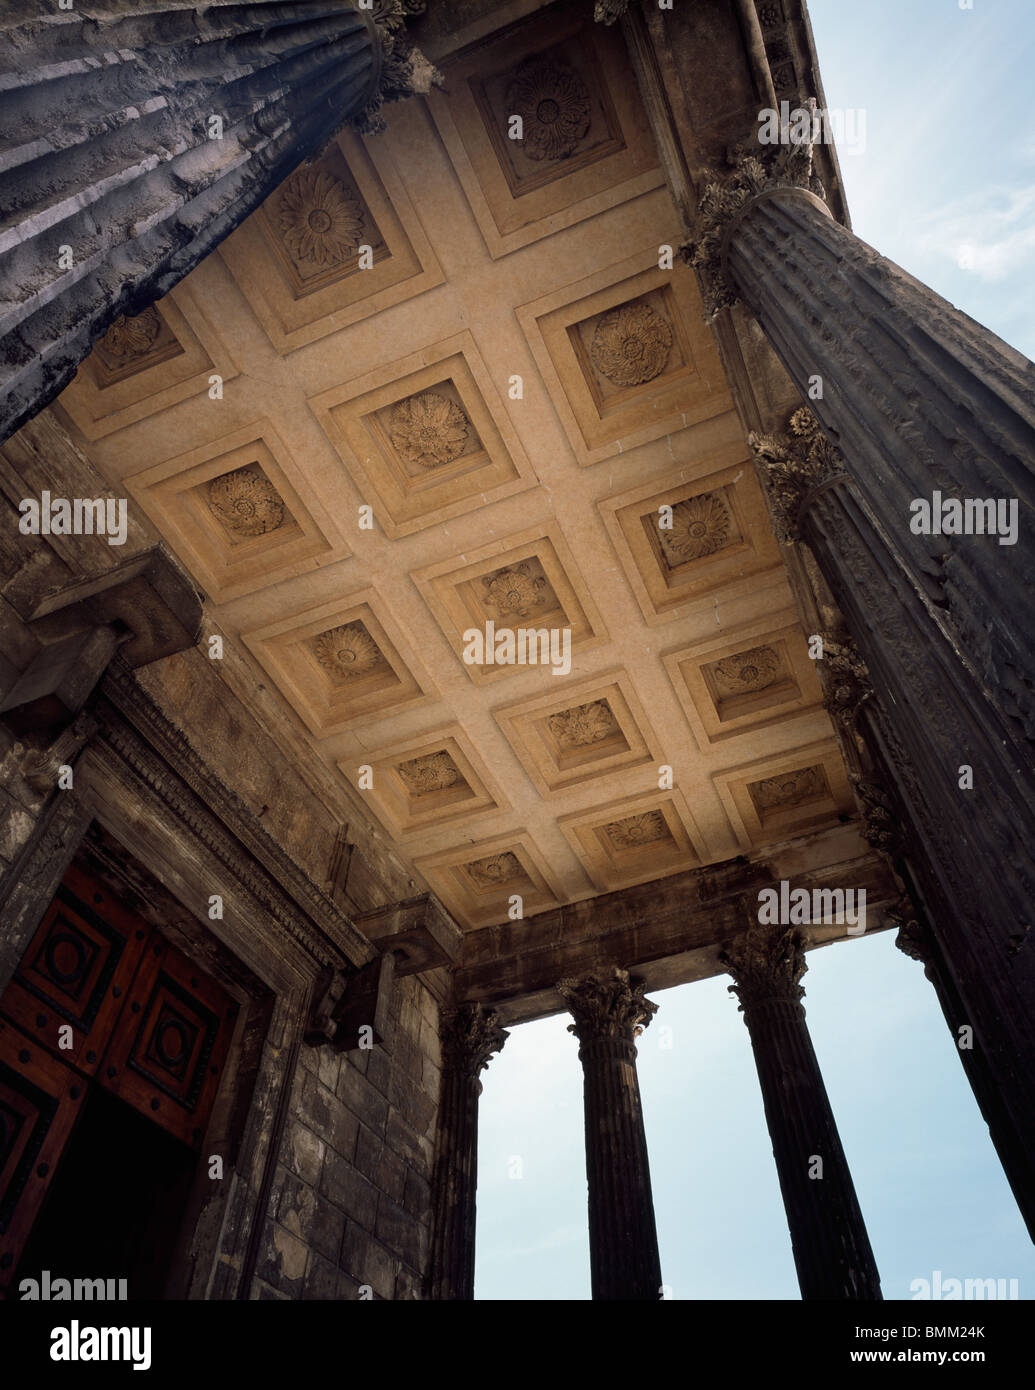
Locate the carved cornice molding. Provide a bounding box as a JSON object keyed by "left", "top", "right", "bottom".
{"left": 680, "top": 116, "right": 827, "bottom": 318}
{"left": 96, "top": 660, "right": 373, "bottom": 971}
{"left": 557, "top": 966, "right": 658, "bottom": 1045}
{"left": 747, "top": 407, "right": 847, "bottom": 544}
{"left": 440, "top": 1002, "right": 509, "bottom": 1076}
{"left": 719, "top": 922, "right": 807, "bottom": 1009}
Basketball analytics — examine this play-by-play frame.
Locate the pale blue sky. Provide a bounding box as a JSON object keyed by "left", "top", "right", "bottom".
{"left": 474, "top": 0, "right": 1035, "bottom": 1301}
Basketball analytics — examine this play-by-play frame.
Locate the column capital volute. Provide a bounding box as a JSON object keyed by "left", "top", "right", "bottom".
{"left": 719, "top": 921, "right": 807, "bottom": 1010}
{"left": 557, "top": 966, "right": 657, "bottom": 1047}
{"left": 439, "top": 1002, "right": 509, "bottom": 1077}
{"left": 680, "top": 117, "right": 829, "bottom": 318}
{"left": 747, "top": 407, "right": 848, "bottom": 544}
{"left": 887, "top": 900, "right": 932, "bottom": 966}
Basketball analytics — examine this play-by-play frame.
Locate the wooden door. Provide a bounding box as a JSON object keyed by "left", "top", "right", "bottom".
{"left": 0, "top": 860, "right": 237, "bottom": 1294}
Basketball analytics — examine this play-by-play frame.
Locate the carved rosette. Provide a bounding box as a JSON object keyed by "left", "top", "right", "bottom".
{"left": 389, "top": 390, "right": 470, "bottom": 468}
{"left": 465, "top": 851, "right": 523, "bottom": 888}
{"left": 604, "top": 811, "right": 668, "bottom": 850}
{"left": 558, "top": 966, "right": 658, "bottom": 1046}
{"left": 751, "top": 765, "right": 823, "bottom": 811}
{"left": 748, "top": 407, "right": 847, "bottom": 544}
{"left": 661, "top": 492, "right": 732, "bottom": 564}
{"left": 548, "top": 700, "right": 619, "bottom": 748}
{"left": 96, "top": 307, "right": 162, "bottom": 364}
{"left": 481, "top": 562, "right": 551, "bottom": 620}
{"left": 207, "top": 467, "right": 286, "bottom": 537}
{"left": 720, "top": 922, "right": 807, "bottom": 1011}
{"left": 590, "top": 302, "right": 673, "bottom": 387}
{"left": 312, "top": 622, "right": 381, "bottom": 681}
{"left": 439, "top": 1002, "right": 509, "bottom": 1076}
{"left": 712, "top": 645, "right": 780, "bottom": 695}
{"left": 396, "top": 750, "right": 462, "bottom": 795}
{"left": 278, "top": 168, "right": 364, "bottom": 266}
{"left": 680, "top": 118, "right": 826, "bottom": 318}
{"left": 816, "top": 633, "right": 873, "bottom": 728}
{"left": 505, "top": 56, "right": 591, "bottom": 162}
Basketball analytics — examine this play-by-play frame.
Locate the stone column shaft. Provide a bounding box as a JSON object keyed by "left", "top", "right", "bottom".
{"left": 722, "top": 925, "right": 881, "bottom": 1300}
{"left": 559, "top": 969, "right": 662, "bottom": 1301}
{"left": 725, "top": 187, "right": 1035, "bottom": 743}
{"left": 425, "top": 1004, "right": 507, "bottom": 1301}
{"left": 794, "top": 475, "right": 1035, "bottom": 1234}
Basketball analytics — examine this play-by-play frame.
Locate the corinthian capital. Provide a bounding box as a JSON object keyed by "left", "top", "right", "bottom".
{"left": 748, "top": 407, "right": 847, "bottom": 544}
{"left": 351, "top": 1, "right": 440, "bottom": 136}
{"left": 593, "top": 0, "right": 630, "bottom": 22}
{"left": 440, "top": 1002, "right": 509, "bottom": 1076}
{"left": 815, "top": 632, "right": 874, "bottom": 729}
{"left": 720, "top": 922, "right": 807, "bottom": 1010}
{"left": 680, "top": 117, "right": 827, "bottom": 318}
{"left": 558, "top": 966, "right": 657, "bottom": 1045}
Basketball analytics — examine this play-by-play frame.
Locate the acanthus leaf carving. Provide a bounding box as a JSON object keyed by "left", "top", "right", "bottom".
{"left": 207, "top": 467, "right": 286, "bottom": 538}
{"left": 389, "top": 390, "right": 470, "bottom": 469}
{"left": 548, "top": 699, "right": 619, "bottom": 749}
{"left": 439, "top": 1002, "right": 509, "bottom": 1075}
{"left": 748, "top": 406, "right": 847, "bottom": 544}
{"left": 557, "top": 966, "right": 658, "bottom": 1044}
{"left": 719, "top": 921, "right": 807, "bottom": 1010}
{"left": 505, "top": 56, "right": 592, "bottom": 163}
{"left": 590, "top": 301, "right": 673, "bottom": 387}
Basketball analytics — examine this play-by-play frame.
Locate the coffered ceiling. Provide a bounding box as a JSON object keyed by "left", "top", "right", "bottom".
{"left": 54, "top": 3, "right": 846, "bottom": 931}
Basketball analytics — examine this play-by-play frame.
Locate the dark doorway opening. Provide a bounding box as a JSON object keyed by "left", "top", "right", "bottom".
{"left": 16, "top": 1086, "right": 197, "bottom": 1300}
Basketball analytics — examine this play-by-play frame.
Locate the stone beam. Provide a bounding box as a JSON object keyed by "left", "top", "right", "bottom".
{"left": 456, "top": 824, "right": 898, "bottom": 1023}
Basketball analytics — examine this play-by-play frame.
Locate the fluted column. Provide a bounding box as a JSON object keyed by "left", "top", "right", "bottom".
{"left": 558, "top": 967, "right": 662, "bottom": 1301}
{"left": 892, "top": 906, "right": 1034, "bottom": 1238}
{"left": 751, "top": 419, "right": 1035, "bottom": 1234}
{"left": 425, "top": 1002, "right": 507, "bottom": 1301}
{"left": 0, "top": 1, "right": 437, "bottom": 443}
{"left": 720, "top": 921, "right": 881, "bottom": 1300}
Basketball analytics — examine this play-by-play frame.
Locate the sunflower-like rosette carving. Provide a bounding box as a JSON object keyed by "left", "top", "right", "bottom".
{"left": 466, "top": 851, "right": 524, "bottom": 888}
{"left": 389, "top": 390, "right": 470, "bottom": 468}
{"left": 98, "top": 307, "right": 162, "bottom": 361}
{"left": 712, "top": 645, "right": 780, "bottom": 695}
{"left": 660, "top": 492, "right": 732, "bottom": 564}
{"left": 590, "top": 301, "right": 673, "bottom": 387}
{"left": 604, "top": 810, "right": 669, "bottom": 849}
{"left": 207, "top": 467, "right": 286, "bottom": 537}
{"left": 505, "top": 56, "right": 592, "bottom": 162}
{"left": 396, "top": 751, "right": 462, "bottom": 796}
{"left": 751, "top": 765, "right": 823, "bottom": 811}
{"left": 312, "top": 622, "right": 381, "bottom": 682}
{"left": 278, "top": 168, "right": 365, "bottom": 266}
{"left": 481, "top": 561, "right": 551, "bottom": 619}
{"left": 548, "top": 700, "right": 619, "bottom": 749}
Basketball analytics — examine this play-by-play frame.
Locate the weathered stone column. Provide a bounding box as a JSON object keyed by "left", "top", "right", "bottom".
{"left": 893, "top": 906, "right": 1035, "bottom": 1240}
{"left": 425, "top": 1002, "right": 507, "bottom": 1301}
{"left": 685, "top": 142, "right": 1035, "bottom": 744}
{"left": 720, "top": 921, "right": 882, "bottom": 1300}
{"left": 0, "top": 2, "right": 437, "bottom": 443}
{"left": 557, "top": 967, "right": 662, "bottom": 1301}
{"left": 746, "top": 415, "right": 1035, "bottom": 1236}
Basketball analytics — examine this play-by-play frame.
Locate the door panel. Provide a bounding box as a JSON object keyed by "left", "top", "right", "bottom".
{"left": 0, "top": 863, "right": 151, "bottom": 1078}
{"left": 0, "top": 1017, "right": 86, "bottom": 1294}
{"left": 99, "top": 934, "right": 238, "bottom": 1150}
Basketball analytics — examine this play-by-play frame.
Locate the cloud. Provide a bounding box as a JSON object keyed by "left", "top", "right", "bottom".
{"left": 910, "top": 184, "right": 1035, "bottom": 283}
